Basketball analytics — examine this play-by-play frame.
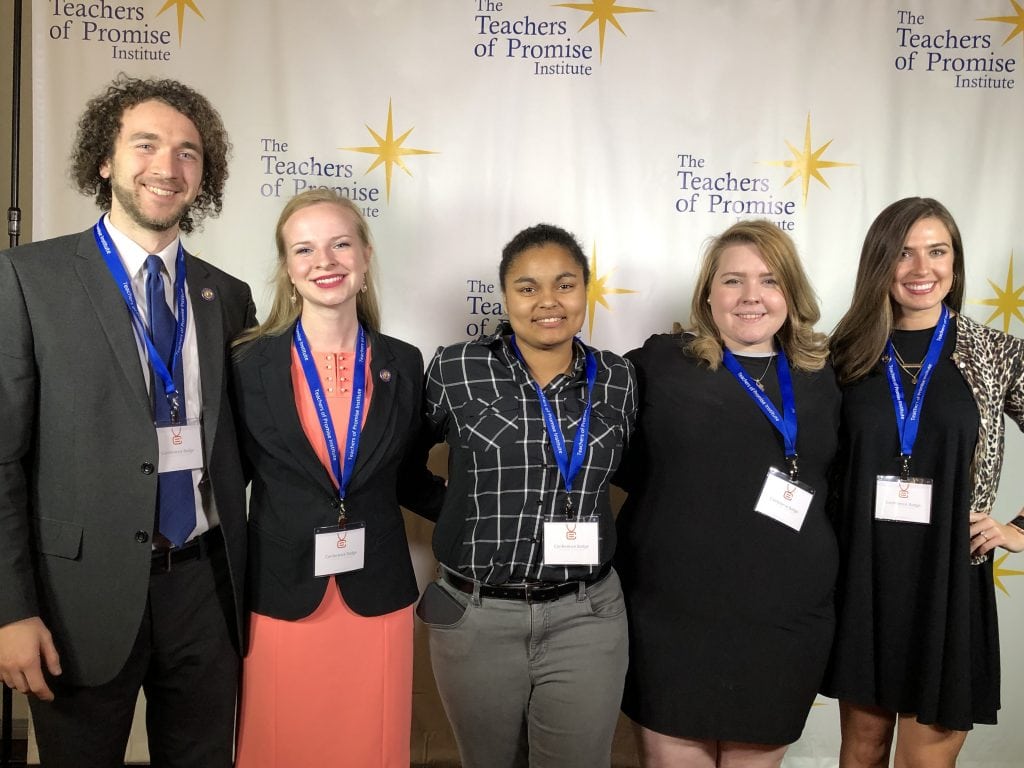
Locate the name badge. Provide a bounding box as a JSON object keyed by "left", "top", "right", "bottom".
{"left": 543, "top": 520, "right": 600, "bottom": 566}
{"left": 875, "top": 475, "right": 932, "bottom": 524}
{"left": 754, "top": 466, "right": 814, "bottom": 532}
{"left": 156, "top": 420, "right": 203, "bottom": 473}
{"left": 314, "top": 523, "right": 366, "bottom": 576}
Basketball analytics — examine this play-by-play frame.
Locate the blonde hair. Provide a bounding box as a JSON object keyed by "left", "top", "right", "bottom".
{"left": 686, "top": 219, "right": 828, "bottom": 372}
{"left": 234, "top": 189, "right": 381, "bottom": 348}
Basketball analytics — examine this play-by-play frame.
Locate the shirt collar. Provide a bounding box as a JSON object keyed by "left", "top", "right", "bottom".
{"left": 103, "top": 213, "right": 181, "bottom": 281}
{"left": 484, "top": 320, "right": 588, "bottom": 387}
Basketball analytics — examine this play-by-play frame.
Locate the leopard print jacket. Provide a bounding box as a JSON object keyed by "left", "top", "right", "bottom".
{"left": 951, "top": 314, "right": 1024, "bottom": 516}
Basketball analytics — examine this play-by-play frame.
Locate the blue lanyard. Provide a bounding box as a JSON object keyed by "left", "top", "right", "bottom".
{"left": 509, "top": 336, "right": 598, "bottom": 511}
{"left": 93, "top": 217, "right": 188, "bottom": 418}
{"left": 722, "top": 345, "right": 800, "bottom": 479}
{"left": 294, "top": 321, "right": 367, "bottom": 518}
{"left": 884, "top": 304, "right": 949, "bottom": 479}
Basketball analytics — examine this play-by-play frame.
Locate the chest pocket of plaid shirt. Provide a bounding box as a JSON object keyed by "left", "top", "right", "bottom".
{"left": 580, "top": 401, "right": 627, "bottom": 453}
{"left": 454, "top": 397, "right": 522, "bottom": 451}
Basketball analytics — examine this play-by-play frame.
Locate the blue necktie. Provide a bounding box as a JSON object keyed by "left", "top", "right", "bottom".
{"left": 145, "top": 255, "right": 196, "bottom": 547}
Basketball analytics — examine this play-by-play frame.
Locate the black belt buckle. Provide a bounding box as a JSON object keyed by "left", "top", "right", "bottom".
{"left": 523, "top": 583, "right": 562, "bottom": 603}
{"left": 443, "top": 564, "right": 609, "bottom": 603}
{"left": 479, "top": 579, "right": 575, "bottom": 603}
{"left": 152, "top": 548, "right": 174, "bottom": 574}
{"left": 151, "top": 532, "right": 206, "bottom": 574}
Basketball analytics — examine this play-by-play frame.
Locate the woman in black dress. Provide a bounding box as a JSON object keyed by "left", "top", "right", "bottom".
{"left": 616, "top": 220, "right": 840, "bottom": 767}
{"left": 823, "top": 197, "right": 1024, "bottom": 767}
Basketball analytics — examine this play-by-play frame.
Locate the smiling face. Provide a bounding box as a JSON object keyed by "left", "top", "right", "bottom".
{"left": 889, "top": 216, "right": 955, "bottom": 329}
{"left": 708, "top": 242, "right": 788, "bottom": 354}
{"left": 283, "top": 201, "right": 372, "bottom": 317}
{"left": 99, "top": 99, "right": 203, "bottom": 248}
{"left": 502, "top": 242, "right": 587, "bottom": 355}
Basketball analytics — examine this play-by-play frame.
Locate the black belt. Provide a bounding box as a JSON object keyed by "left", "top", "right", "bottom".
{"left": 442, "top": 563, "right": 611, "bottom": 603}
{"left": 151, "top": 529, "right": 221, "bottom": 574}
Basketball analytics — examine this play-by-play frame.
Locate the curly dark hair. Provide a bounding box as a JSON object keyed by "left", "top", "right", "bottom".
{"left": 70, "top": 73, "right": 231, "bottom": 234}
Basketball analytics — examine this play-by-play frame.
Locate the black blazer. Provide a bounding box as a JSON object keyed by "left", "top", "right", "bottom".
{"left": 232, "top": 325, "right": 441, "bottom": 620}
{"left": 0, "top": 230, "right": 254, "bottom": 686}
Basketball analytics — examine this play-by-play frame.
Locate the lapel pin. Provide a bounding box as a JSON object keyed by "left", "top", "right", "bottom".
{"left": 379, "top": 369, "right": 392, "bottom": 382}
{"left": 201, "top": 287, "right": 216, "bottom": 301}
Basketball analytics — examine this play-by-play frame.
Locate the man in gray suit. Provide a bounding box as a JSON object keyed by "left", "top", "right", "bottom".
{"left": 0, "top": 75, "right": 254, "bottom": 767}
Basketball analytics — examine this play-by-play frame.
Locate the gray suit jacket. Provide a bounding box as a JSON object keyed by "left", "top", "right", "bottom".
{"left": 0, "top": 227, "right": 255, "bottom": 686}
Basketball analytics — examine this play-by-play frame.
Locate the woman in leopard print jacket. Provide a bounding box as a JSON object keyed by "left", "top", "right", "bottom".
{"left": 821, "top": 197, "right": 1024, "bottom": 768}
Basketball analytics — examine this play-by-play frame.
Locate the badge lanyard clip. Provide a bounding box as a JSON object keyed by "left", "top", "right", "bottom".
{"left": 884, "top": 305, "right": 949, "bottom": 481}
{"left": 722, "top": 345, "right": 800, "bottom": 481}
{"left": 508, "top": 336, "right": 598, "bottom": 519}
{"left": 93, "top": 218, "right": 188, "bottom": 419}
{"left": 294, "top": 321, "right": 367, "bottom": 521}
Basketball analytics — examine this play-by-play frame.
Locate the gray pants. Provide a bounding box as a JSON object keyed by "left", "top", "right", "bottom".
{"left": 422, "top": 568, "right": 628, "bottom": 768}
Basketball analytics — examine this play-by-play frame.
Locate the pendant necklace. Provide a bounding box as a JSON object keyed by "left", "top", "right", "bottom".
{"left": 753, "top": 353, "right": 775, "bottom": 391}
{"left": 890, "top": 345, "right": 924, "bottom": 385}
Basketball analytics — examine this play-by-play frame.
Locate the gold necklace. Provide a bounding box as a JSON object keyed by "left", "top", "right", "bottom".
{"left": 890, "top": 344, "right": 924, "bottom": 385}
{"left": 753, "top": 354, "right": 775, "bottom": 391}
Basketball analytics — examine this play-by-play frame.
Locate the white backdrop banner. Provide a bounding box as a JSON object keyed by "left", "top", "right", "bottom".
{"left": 31, "top": 1, "right": 1024, "bottom": 766}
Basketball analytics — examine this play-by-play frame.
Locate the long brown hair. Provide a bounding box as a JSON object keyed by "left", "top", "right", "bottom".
{"left": 233, "top": 189, "right": 381, "bottom": 348}
{"left": 687, "top": 219, "right": 828, "bottom": 372}
{"left": 831, "top": 197, "right": 964, "bottom": 385}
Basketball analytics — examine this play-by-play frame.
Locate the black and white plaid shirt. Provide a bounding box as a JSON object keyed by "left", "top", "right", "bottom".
{"left": 424, "top": 323, "right": 636, "bottom": 584}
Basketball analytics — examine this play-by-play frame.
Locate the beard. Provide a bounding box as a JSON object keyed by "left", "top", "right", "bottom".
{"left": 109, "top": 177, "right": 194, "bottom": 233}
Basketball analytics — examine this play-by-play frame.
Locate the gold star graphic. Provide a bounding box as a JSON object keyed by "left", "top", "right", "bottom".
{"left": 979, "top": 0, "right": 1024, "bottom": 46}
{"left": 586, "top": 244, "right": 637, "bottom": 338}
{"left": 974, "top": 253, "right": 1024, "bottom": 333}
{"left": 993, "top": 551, "right": 1024, "bottom": 596}
{"left": 156, "top": 0, "right": 204, "bottom": 46}
{"left": 553, "top": 0, "right": 653, "bottom": 62}
{"left": 761, "top": 114, "right": 856, "bottom": 207}
{"left": 342, "top": 100, "right": 437, "bottom": 203}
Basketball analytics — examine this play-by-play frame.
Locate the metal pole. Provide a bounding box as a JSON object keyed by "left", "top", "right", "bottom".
{"left": 7, "top": 0, "right": 23, "bottom": 247}
{"left": 3, "top": 0, "right": 25, "bottom": 763}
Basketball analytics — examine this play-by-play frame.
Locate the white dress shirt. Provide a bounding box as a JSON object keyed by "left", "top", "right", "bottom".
{"left": 104, "top": 214, "right": 214, "bottom": 538}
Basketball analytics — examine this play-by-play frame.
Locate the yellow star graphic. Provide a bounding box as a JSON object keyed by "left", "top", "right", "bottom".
{"left": 979, "top": 0, "right": 1024, "bottom": 46}
{"left": 156, "top": 0, "right": 204, "bottom": 46}
{"left": 586, "top": 244, "right": 637, "bottom": 338}
{"left": 761, "top": 114, "right": 856, "bottom": 207}
{"left": 553, "top": 0, "right": 653, "bottom": 62}
{"left": 341, "top": 100, "right": 437, "bottom": 203}
{"left": 993, "top": 551, "right": 1024, "bottom": 596}
{"left": 974, "top": 253, "right": 1024, "bottom": 333}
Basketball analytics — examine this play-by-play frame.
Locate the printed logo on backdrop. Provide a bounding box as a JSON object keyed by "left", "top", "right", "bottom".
{"left": 462, "top": 242, "right": 636, "bottom": 340}
{"left": 994, "top": 552, "right": 1024, "bottom": 596}
{"left": 471, "top": 0, "right": 654, "bottom": 78}
{"left": 48, "top": 0, "right": 203, "bottom": 61}
{"left": 258, "top": 101, "right": 437, "bottom": 219}
{"left": 972, "top": 253, "right": 1024, "bottom": 333}
{"left": 674, "top": 114, "right": 856, "bottom": 231}
{"left": 893, "top": 5, "right": 1019, "bottom": 89}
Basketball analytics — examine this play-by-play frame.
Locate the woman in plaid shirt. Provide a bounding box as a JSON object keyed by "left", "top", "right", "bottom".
{"left": 416, "top": 223, "right": 637, "bottom": 768}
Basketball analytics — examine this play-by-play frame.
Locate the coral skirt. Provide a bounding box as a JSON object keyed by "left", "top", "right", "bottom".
{"left": 235, "top": 584, "right": 414, "bottom": 768}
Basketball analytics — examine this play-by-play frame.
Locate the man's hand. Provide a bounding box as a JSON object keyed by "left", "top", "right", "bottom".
{"left": 0, "top": 617, "right": 61, "bottom": 701}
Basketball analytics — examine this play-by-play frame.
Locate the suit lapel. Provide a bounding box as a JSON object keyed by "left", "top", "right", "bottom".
{"left": 347, "top": 332, "right": 401, "bottom": 493}
{"left": 259, "top": 329, "right": 338, "bottom": 497}
{"left": 72, "top": 230, "right": 151, "bottom": 414}
{"left": 185, "top": 255, "right": 225, "bottom": 448}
